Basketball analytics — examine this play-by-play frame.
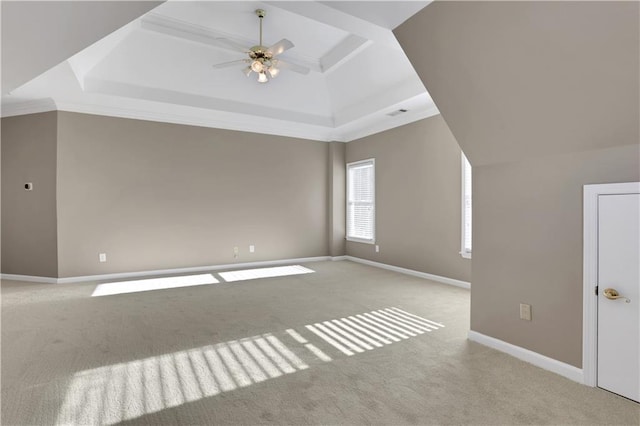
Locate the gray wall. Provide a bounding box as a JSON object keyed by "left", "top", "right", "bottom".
{"left": 328, "top": 142, "right": 346, "bottom": 257}
{"left": 396, "top": 1, "right": 640, "bottom": 367}
{"left": 55, "top": 112, "right": 329, "bottom": 277}
{"left": 395, "top": 1, "right": 639, "bottom": 167}
{"left": 1, "top": 112, "right": 58, "bottom": 277}
{"left": 345, "top": 115, "right": 471, "bottom": 283}
{"left": 473, "top": 145, "right": 640, "bottom": 367}
{"left": 1, "top": 111, "right": 470, "bottom": 283}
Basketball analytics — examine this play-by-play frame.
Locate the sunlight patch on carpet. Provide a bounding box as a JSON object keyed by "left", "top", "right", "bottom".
{"left": 54, "top": 307, "right": 442, "bottom": 425}
{"left": 218, "top": 265, "right": 314, "bottom": 282}
{"left": 91, "top": 274, "right": 219, "bottom": 297}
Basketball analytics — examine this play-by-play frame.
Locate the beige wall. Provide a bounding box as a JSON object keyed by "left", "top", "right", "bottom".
{"left": 395, "top": 1, "right": 639, "bottom": 167}
{"left": 328, "top": 142, "right": 346, "bottom": 257}
{"left": 473, "top": 145, "right": 640, "bottom": 367}
{"left": 1, "top": 112, "right": 58, "bottom": 277}
{"left": 2, "top": 111, "right": 470, "bottom": 282}
{"left": 396, "top": 1, "right": 640, "bottom": 367}
{"left": 56, "top": 112, "right": 329, "bottom": 277}
{"left": 346, "top": 115, "right": 471, "bottom": 283}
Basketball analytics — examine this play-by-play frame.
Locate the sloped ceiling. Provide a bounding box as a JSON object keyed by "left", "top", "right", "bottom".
{"left": 395, "top": 1, "right": 640, "bottom": 166}
{"left": 2, "top": 1, "right": 437, "bottom": 142}
{"left": 1, "top": 1, "right": 163, "bottom": 94}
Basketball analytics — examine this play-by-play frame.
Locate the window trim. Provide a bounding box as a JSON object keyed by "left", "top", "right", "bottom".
{"left": 346, "top": 158, "right": 376, "bottom": 244}
{"left": 460, "top": 153, "right": 472, "bottom": 259}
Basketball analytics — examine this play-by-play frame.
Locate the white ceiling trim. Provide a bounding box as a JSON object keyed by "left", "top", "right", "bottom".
{"left": 320, "top": 34, "right": 371, "bottom": 73}
{"left": 68, "top": 20, "right": 139, "bottom": 91}
{"left": 334, "top": 78, "right": 425, "bottom": 127}
{"left": 335, "top": 103, "right": 440, "bottom": 142}
{"left": 55, "top": 100, "right": 338, "bottom": 142}
{"left": 1, "top": 98, "right": 57, "bottom": 118}
{"left": 84, "top": 77, "right": 334, "bottom": 127}
{"left": 0, "top": 96, "right": 439, "bottom": 144}
{"left": 266, "top": 1, "right": 400, "bottom": 50}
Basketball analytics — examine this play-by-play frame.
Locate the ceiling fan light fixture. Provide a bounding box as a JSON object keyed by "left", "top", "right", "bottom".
{"left": 268, "top": 61, "right": 280, "bottom": 78}
{"left": 251, "top": 59, "right": 264, "bottom": 73}
{"left": 212, "top": 9, "right": 310, "bottom": 83}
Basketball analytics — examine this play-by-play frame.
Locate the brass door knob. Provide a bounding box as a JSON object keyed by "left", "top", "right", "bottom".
{"left": 603, "top": 288, "right": 631, "bottom": 303}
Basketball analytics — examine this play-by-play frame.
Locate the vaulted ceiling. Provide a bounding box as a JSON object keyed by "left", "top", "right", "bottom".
{"left": 395, "top": 1, "right": 639, "bottom": 166}
{"left": 2, "top": 1, "right": 436, "bottom": 142}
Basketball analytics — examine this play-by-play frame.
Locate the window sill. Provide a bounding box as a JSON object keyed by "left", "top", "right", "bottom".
{"left": 460, "top": 251, "right": 472, "bottom": 259}
{"left": 346, "top": 237, "right": 375, "bottom": 245}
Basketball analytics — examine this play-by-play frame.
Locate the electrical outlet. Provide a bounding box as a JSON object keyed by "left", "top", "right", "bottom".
{"left": 375, "top": 245, "right": 380, "bottom": 253}
{"left": 249, "top": 245, "right": 255, "bottom": 253}
{"left": 520, "top": 303, "right": 532, "bottom": 321}
{"left": 233, "top": 246, "right": 239, "bottom": 258}
{"left": 99, "top": 253, "right": 107, "bottom": 263}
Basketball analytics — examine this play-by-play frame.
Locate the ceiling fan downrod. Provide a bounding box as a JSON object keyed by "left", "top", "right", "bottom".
{"left": 256, "top": 9, "right": 265, "bottom": 47}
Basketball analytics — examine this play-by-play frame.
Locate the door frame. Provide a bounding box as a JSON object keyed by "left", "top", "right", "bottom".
{"left": 583, "top": 181, "right": 640, "bottom": 387}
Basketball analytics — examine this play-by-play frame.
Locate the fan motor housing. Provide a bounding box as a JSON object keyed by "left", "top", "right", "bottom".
{"left": 249, "top": 46, "right": 273, "bottom": 61}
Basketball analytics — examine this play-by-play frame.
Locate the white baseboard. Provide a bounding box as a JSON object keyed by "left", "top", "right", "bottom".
{"left": 344, "top": 256, "right": 470, "bottom": 289}
{"left": 1, "top": 255, "right": 470, "bottom": 292}
{"left": 0, "top": 274, "right": 58, "bottom": 284}
{"left": 468, "top": 330, "right": 584, "bottom": 384}
{"left": 1, "top": 256, "right": 332, "bottom": 284}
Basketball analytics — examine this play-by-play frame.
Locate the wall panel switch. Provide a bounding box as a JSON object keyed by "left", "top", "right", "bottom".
{"left": 520, "top": 303, "right": 532, "bottom": 321}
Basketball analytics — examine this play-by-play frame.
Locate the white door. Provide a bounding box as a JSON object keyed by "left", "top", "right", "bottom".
{"left": 597, "top": 193, "right": 640, "bottom": 402}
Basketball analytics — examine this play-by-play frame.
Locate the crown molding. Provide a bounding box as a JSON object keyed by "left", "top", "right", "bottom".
{"left": 1, "top": 98, "right": 57, "bottom": 118}
{"left": 83, "top": 78, "right": 333, "bottom": 128}
{"left": 54, "top": 100, "right": 337, "bottom": 142}
{"left": 337, "top": 105, "right": 440, "bottom": 142}
{"left": 334, "top": 79, "right": 426, "bottom": 127}
{"left": 1, "top": 96, "right": 437, "bottom": 143}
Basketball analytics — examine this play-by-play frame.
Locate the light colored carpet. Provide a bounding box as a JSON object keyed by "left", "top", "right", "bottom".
{"left": 2, "top": 260, "right": 638, "bottom": 425}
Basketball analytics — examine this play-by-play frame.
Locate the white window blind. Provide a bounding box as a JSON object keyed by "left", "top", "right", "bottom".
{"left": 461, "top": 153, "right": 472, "bottom": 257}
{"left": 347, "top": 159, "right": 375, "bottom": 243}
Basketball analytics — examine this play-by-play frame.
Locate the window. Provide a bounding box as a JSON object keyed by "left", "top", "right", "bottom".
{"left": 347, "top": 159, "right": 375, "bottom": 243}
{"left": 461, "top": 153, "right": 472, "bottom": 258}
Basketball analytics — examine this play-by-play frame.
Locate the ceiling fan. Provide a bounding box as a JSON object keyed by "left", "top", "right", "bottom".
{"left": 212, "top": 9, "right": 310, "bottom": 83}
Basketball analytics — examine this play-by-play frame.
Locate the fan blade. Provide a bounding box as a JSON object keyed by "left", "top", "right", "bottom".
{"left": 267, "top": 39, "right": 294, "bottom": 56}
{"left": 274, "top": 59, "right": 310, "bottom": 75}
{"left": 215, "top": 38, "right": 250, "bottom": 53}
{"left": 212, "top": 59, "right": 249, "bottom": 69}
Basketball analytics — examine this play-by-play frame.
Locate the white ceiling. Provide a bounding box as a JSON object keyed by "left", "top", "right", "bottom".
{"left": 1, "top": 1, "right": 437, "bottom": 142}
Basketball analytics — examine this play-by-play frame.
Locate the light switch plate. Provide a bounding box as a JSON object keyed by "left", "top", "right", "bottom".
{"left": 520, "top": 303, "right": 532, "bottom": 321}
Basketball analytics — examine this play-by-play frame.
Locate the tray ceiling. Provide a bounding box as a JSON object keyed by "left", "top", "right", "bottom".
{"left": 2, "top": 1, "right": 437, "bottom": 142}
